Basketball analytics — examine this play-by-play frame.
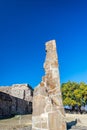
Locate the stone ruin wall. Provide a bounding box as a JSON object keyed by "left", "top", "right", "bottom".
{"left": 0, "top": 84, "right": 33, "bottom": 118}
{"left": 32, "top": 40, "right": 66, "bottom": 130}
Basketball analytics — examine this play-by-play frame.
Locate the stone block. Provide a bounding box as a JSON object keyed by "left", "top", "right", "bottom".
{"left": 33, "top": 95, "right": 46, "bottom": 116}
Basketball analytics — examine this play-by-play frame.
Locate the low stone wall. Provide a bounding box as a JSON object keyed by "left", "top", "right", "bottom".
{"left": 0, "top": 84, "right": 33, "bottom": 118}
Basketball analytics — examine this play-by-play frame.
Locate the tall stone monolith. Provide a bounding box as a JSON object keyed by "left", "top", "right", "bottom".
{"left": 32, "top": 40, "right": 66, "bottom": 130}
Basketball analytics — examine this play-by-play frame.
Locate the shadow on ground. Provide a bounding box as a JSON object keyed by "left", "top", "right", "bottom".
{"left": 67, "top": 119, "right": 77, "bottom": 130}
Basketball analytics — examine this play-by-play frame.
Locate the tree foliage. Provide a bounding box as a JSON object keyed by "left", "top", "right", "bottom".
{"left": 61, "top": 81, "right": 87, "bottom": 106}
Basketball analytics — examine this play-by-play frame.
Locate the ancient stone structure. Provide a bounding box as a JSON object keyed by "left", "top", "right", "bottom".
{"left": 32, "top": 40, "right": 66, "bottom": 130}
{"left": 0, "top": 84, "right": 33, "bottom": 118}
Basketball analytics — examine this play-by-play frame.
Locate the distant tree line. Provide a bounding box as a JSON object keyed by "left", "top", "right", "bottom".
{"left": 61, "top": 81, "right": 87, "bottom": 107}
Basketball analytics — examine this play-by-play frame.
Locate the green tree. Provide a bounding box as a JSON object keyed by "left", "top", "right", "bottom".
{"left": 61, "top": 81, "right": 87, "bottom": 106}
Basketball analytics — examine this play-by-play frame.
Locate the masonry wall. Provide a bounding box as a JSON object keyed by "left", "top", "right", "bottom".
{"left": 0, "top": 84, "right": 33, "bottom": 118}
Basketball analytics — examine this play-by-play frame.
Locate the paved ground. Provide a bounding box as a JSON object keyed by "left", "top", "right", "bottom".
{"left": 0, "top": 114, "right": 87, "bottom": 130}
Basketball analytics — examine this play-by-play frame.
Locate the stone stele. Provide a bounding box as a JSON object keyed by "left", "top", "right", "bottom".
{"left": 32, "top": 40, "right": 66, "bottom": 130}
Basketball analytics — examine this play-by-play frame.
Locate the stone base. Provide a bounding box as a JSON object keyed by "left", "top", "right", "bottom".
{"left": 32, "top": 111, "right": 66, "bottom": 130}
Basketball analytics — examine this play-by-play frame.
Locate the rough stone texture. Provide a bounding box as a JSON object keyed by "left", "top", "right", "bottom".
{"left": 0, "top": 84, "right": 33, "bottom": 118}
{"left": 32, "top": 40, "right": 66, "bottom": 130}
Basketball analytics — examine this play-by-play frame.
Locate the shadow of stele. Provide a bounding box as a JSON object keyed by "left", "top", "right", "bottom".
{"left": 67, "top": 119, "right": 77, "bottom": 130}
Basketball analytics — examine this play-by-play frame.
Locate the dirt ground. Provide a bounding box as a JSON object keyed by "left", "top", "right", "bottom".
{"left": 66, "top": 113, "right": 87, "bottom": 129}
{"left": 0, "top": 115, "right": 32, "bottom": 130}
{"left": 66, "top": 113, "right": 87, "bottom": 126}
{"left": 0, "top": 114, "right": 87, "bottom": 130}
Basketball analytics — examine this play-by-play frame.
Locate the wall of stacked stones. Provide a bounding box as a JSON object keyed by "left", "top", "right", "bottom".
{"left": 0, "top": 84, "right": 33, "bottom": 118}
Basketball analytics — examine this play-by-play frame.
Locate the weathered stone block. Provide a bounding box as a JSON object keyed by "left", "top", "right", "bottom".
{"left": 48, "top": 112, "right": 61, "bottom": 130}
{"left": 33, "top": 95, "right": 46, "bottom": 116}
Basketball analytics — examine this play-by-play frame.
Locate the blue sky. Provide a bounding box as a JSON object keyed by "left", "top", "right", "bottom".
{"left": 0, "top": 0, "right": 87, "bottom": 88}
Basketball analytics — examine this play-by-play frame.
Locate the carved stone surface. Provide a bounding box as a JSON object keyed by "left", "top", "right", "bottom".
{"left": 32, "top": 40, "right": 66, "bottom": 130}
{"left": 0, "top": 84, "right": 33, "bottom": 118}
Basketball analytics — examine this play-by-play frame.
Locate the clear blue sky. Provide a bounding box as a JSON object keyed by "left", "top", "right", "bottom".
{"left": 0, "top": 0, "right": 87, "bottom": 88}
